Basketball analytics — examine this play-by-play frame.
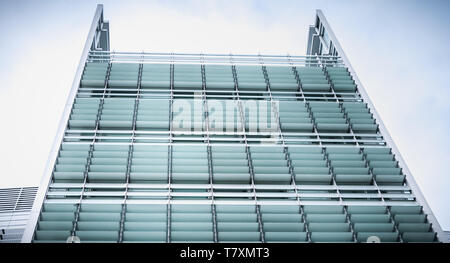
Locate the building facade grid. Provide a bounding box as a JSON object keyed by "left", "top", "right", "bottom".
{"left": 22, "top": 5, "right": 444, "bottom": 243}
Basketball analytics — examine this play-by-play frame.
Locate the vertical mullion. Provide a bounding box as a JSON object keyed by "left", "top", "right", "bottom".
{"left": 118, "top": 61, "right": 143, "bottom": 243}
{"left": 166, "top": 203, "right": 171, "bottom": 243}
{"left": 72, "top": 60, "right": 112, "bottom": 238}
{"left": 212, "top": 201, "right": 218, "bottom": 243}
{"left": 118, "top": 202, "right": 127, "bottom": 243}
{"left": 306, "top": 100, "right": 321, "bottom": 146}
{"left": 291, "top": 55, "right": 305, "bottom": 102}
{"left": 202, "top": 62, "right": 218, "bottom": 243}
{"left": 321, "top": 56, "right": 360, "bottom": 146}
{"left": 246, "top": 141, "right": 265, "bottom": 243}
{"left": 233, "top": 58, "right": 265, "bottom": 243}
{"left": 343, "top": 205, "right": 357, "bottom": 242}
{"left": 262, "top": 57, "right": 307, "bottom": 243}
{"left": 13, "top": 187, "right": 23, "bottom": 213}
{"left": 166, "top": 59, "right": 174, "bottom": 243}
{"left": 361, "top": 148, "right": 385, "bottom": 204}
{"left": 72, "top": 144, "right": 93, "bottom": 236}
{"left": 263, "top": 60, "right": 303, "bottom": 219}
{"left": 261, "top": 64, "right": 283, "bottom": 145}
{"left": 299, "top": 204, "right": 312, "bottom": 242}
{"left": 319, "top": 54, "right": 378, "bottom": 243}
{"left": 387, "top": 206, "right": 404, "bottom": 243}
{"left": 322, "top": 148, "right": 341, "bottom": 202}
{"left": 118, "top": 142, "right": 134, "bottom": 243}
{"left": 231, "top": 63, "right": 245, "bottom": 140}
{"left": 255, "top": 204, "right": 265, "bottom": 243}
{"left": 323, "top": 148, "right": 350, "bottom": 242}
{"left": 319, "top": 57, "right": 338, "bottom": 102}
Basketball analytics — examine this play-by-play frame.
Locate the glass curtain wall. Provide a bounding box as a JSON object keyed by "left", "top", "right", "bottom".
{"left": 32, "top": 53, "right": 438, "bottom": 243}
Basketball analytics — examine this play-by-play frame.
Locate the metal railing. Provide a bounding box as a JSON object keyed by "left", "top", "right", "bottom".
{"left": 88, "top": 51, "right": 345, "bottom": 67}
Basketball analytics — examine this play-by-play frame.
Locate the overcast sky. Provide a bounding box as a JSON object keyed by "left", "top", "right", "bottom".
{"left": 0, "top": 0, "right": 449, "bottom": 230}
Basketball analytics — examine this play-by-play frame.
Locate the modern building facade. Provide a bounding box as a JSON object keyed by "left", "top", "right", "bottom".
{"left": 22, "top": 5, "right": 445, "bottom": 243}
{"left": 0, "top": 187, "right": 37, "bottom": 243}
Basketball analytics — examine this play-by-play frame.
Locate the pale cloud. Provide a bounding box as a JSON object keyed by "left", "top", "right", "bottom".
{"left": 107, "top": 1, "right": 308, "bottom": 54}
